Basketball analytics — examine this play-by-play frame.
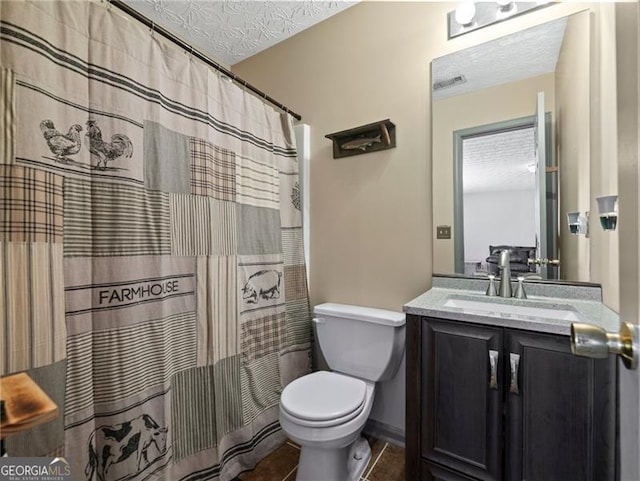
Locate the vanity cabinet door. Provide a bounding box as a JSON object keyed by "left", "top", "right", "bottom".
{"left": 504, "top": 330, "right": 617, "bottom": 481}
{"left": 421, "top": 318, "right": 503, "bottom": 481}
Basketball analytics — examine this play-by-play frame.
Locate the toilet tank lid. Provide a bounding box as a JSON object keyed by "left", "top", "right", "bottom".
{"left": 314, "top": 303, "right": 406, "bottom": 327}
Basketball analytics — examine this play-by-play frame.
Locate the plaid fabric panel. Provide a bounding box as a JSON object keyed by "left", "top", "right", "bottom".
{"left": 190, "top": 137, "right": 236, "bottom": 201}
{"left": 241, "top": 312, "right": 286, "bottom": 364}
{"left": 0, "top": 165, "right": 64, "bottom": 242}
{"left": 284, "top": 265, "right": 308, "bottom": 302}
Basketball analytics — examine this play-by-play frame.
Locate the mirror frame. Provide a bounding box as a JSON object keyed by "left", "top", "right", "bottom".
{"left": 452, "top": 113, "right": 553, "bottom": 276}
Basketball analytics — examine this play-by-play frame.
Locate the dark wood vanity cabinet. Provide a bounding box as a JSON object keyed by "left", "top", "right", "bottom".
{"left": 406, "top": 315, "right": 617, "bottom": 481}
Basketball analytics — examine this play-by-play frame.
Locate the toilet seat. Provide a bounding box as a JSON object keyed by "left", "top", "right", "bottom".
{"left": 280, "top": 371, "right": 367, "bottom": 428}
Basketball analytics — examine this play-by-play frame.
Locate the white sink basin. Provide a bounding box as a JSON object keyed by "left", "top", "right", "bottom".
{"left": 443, "top": 298, "right": 583, "bottom": 322}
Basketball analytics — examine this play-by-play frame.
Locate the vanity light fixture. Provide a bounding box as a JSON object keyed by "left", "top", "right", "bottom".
{"left": 448, "top": 1, "right": 554, "bottom": 39}
{"left": 496, "top": 0, "right": 518, "bottom": 19}
{"left": 595, "top": 195, "right": 618, "bottom": 231}
{"left": 454, "top": 2, "right": 477, "bottom": 27}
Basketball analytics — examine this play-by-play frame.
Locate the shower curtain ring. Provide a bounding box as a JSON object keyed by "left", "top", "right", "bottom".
{"left": 150, "top": 21, "right": 155, "bottom": 36}
{"left": 189, "top": 46, "right": 194, "bottom": 60}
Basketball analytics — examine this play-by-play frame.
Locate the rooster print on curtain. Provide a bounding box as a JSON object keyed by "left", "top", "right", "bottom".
{"left": 0, "top": 2, "right": 312, "bottom": 481}
{"left": 39, "top": 118, "right": 133, "bottom": 171}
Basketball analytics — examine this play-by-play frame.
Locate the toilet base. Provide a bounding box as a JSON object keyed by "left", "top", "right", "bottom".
{"left": 295, "top": 436, "right": 371, "bottom": 481}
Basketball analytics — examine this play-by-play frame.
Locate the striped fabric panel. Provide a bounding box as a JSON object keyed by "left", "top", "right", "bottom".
{"left": 170, "top": 194, "right": 237, "bottom": 256}
{"left": 0, "top": 242, "right": 65, "bottom": 376}
{"left": 0, "top": 68, "right": 15, "bottom": 164}
{"left": 0, "top": 165, "right": 64, "bottom": 243}
{"left": 4, "top": 360, "right": 66, "bottom": 456}
{"left": 240, "top": 312, "right": 286, "bottom": 364}
{"left": 235, "top": 154, "right": 279, "bottom": 210}
{"left": 283, "top": 299, "right": 312, "bottom": 350}
{"left": 196, "top": 255, "right": 239, "bottom": 366}
{"left": 240, "top": 352, "right": 281, "bottom": 424}
{"left": 172, "top": 366, "right": 218, "bottom": 461}
{"left": 282, "top": 228, "right": 305, "bottom": 266}
{"left": 284, "top": 265, "right": 309, "bottom": 302}
{"left": 65, "top": 312, "right": 196, "bottom": 415}
{"left": 190, "top": 137, "right": 236, "bottom": 201}
{"left": 44, "top": 446, "right": 65, "bottom": 457}
{"left": 171, "top": 357, "right": 243, "bottom": 461}
{"left": 64, "top": 178, "right": 171, "bottom": 257}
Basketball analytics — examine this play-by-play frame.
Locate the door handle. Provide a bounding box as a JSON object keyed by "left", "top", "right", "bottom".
{"left": 510, "top": 353, "right": 520, "bottom": 394}
{"left": 489, "top": 350, "right": 499, "bottom": 390}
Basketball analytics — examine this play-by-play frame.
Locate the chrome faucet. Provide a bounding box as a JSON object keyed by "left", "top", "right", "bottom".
{"left": 498, "top": 249, "right": 512, "bottom": 298}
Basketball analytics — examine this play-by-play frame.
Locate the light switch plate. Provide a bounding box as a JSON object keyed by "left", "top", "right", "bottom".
{"left": 437, "top": 225, "right": 451, "bottom": 239}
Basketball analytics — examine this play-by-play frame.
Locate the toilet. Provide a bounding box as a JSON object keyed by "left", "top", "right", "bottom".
{"left": 279, "top": 303, "right": 406, "bottom": 481}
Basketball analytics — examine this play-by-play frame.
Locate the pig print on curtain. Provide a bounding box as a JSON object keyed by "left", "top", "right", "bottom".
{"left": 0, "top": 2, "right": 311, "bottom": 480}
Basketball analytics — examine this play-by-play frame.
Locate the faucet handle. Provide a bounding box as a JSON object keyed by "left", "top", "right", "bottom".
{"left": 528, "top": 258, "right": 560, "bottom": 266}
{"left": 485, "top": 274, "right": 498, "bottom": 297}
{"left": 513, "top": 276, "right": 527, "bottom": 299}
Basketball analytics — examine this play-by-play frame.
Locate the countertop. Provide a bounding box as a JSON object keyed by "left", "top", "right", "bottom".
{"left": 403, "top": 277, "right": 620, "bottom": 336}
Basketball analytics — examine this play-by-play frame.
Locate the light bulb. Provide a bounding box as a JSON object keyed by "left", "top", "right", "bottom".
{"left": 455, "top": 2, "right": 476, "bottom": 27}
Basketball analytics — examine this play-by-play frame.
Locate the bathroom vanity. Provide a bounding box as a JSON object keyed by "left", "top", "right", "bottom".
{"left": 404, "top": 277, "right": 619, "bottom": 481}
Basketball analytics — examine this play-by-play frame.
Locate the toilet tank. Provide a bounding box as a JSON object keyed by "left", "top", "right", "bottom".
{"left": 313, "top": 303, "right": 406, "bottom": 382}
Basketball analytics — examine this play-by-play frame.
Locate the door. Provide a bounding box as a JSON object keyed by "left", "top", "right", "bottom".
{"left": 504, "top": 330, "right": 617, "bottom": 481}
{"left": 534, "top": 91, "right": 548, "bottom": 279}
{"left": 421, "top": 318, "right": 503, "bottom": 481}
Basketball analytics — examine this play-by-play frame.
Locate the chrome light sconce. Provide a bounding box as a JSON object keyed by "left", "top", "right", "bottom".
{"left": 567, "top": 211, "right": 589, "bottom": 237}
{"left": 448, "top": 1, "right": 554, "bottom": 39}
{"left": 596, "top": 195, "right": 618, "bottom": 231}
{"left": 571, "top": 322, "right": 638, "bottom": 370}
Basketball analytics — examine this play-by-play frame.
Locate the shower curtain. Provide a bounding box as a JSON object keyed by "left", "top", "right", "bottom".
{"left": 0, "top": 2, "right": 311, "bottom": 480}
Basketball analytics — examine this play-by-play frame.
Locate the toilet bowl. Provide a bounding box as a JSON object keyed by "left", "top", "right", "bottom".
{"left": 280, "top": 371, "right": 375, "bottom": 481}
{"left": 279, "top": 303, "right": 405, "bottom": 481}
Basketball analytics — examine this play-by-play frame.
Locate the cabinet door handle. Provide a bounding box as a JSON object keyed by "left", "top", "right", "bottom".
{"left": 489, "top": 350, "right": 499, "bottom": 390}
{"left": 510, "top": 353, "right": 520, "bottom": 395}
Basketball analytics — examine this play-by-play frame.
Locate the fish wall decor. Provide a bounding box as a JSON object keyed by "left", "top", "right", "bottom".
{"left": 325, "top": 119, "right": 396, "bottom": 159}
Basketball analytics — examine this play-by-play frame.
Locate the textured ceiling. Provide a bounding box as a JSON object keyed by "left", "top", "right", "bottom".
{"left": 463, "top": 127, "right": 536, "bottom": 194}
{"left": 432, "top": 16, "right": 568, "bottom": 101}
{"left": 122, "top": 0, "right": 357, "bottom": 66}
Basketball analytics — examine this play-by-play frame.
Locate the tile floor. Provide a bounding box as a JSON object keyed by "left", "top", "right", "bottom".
{"left": 235, "top": 435, "right": 404, "bottom": 481}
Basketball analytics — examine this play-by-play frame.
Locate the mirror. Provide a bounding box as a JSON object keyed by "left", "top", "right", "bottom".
{"left": 432, "top": 11, "right": 592, "bottom": 283}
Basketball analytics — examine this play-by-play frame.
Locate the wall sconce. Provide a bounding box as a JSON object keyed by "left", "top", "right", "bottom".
{"left": 448, "top": 1, "right": 554, "bottom": 39}
{"left": 596, "top": 195, "right": 618, "bottom": 231}
{"left": 567, "top": 211, "right": 589, "bottom": 236}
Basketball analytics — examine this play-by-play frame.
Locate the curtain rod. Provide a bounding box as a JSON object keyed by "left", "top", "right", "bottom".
{"left": 109, "top": 0, "right": 302, "bottom": 121}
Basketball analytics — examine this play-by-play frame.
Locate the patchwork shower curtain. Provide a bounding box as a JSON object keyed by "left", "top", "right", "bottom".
{"left": 0, "top": 1, "right": 311, "bottom": 480}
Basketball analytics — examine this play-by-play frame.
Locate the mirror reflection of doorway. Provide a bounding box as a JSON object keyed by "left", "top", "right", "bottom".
{"left": 453, "top": 115, "right": 558, "bottom": 279}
